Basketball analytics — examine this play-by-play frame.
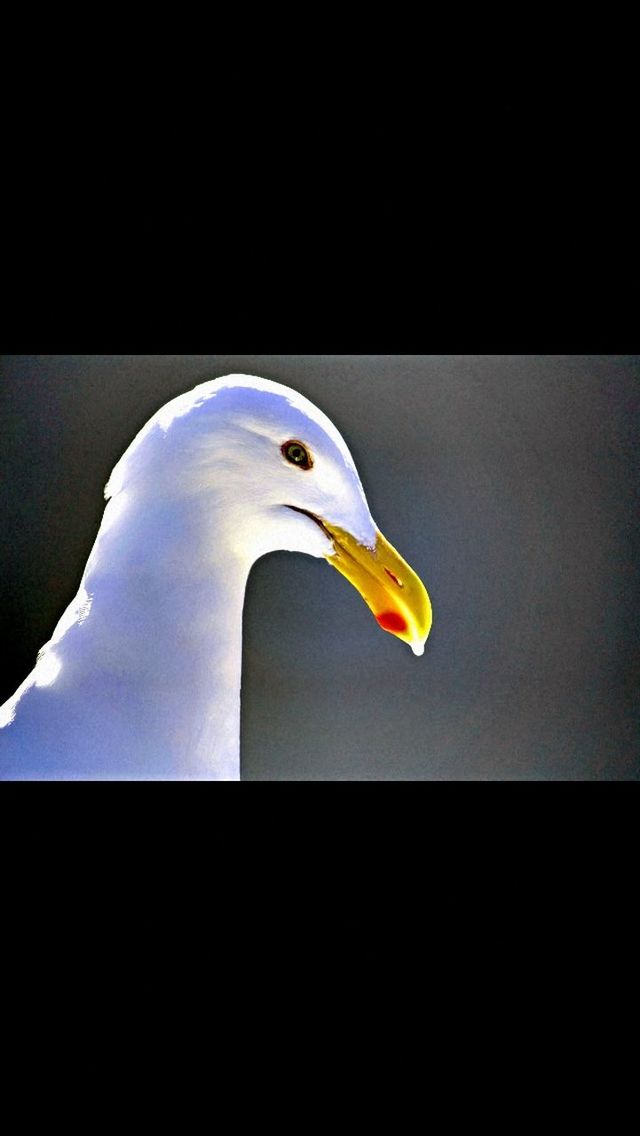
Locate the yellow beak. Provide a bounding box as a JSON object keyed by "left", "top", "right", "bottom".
{"left": 322, "top": 523, "right": 433, "bottom": 656}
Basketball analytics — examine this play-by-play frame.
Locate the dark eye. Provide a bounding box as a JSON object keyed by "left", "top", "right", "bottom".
{"left": 282, "top": 440, "right": 313, "bottom": 470}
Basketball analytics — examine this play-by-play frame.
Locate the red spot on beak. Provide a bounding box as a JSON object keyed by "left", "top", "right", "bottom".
{"left": 376, "top": 611, "right": 408, "bottom": 633}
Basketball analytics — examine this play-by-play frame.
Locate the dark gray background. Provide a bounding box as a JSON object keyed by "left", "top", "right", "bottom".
{"left": 0, "top": 355, "right": 637, "bottom": 779}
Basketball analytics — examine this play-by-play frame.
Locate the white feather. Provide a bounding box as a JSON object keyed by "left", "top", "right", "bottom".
{"left": 0, "top": 375, "right": 378, "bottom": 780}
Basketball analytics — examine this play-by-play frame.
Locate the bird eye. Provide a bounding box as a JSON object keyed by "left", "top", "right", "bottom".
{"left": 282, "top": 440, "right": 313, "bottom": 470}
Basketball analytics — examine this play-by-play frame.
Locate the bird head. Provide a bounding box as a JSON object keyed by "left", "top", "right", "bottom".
{"left": 106, "top": 374, "right": 433, "bottom": 656}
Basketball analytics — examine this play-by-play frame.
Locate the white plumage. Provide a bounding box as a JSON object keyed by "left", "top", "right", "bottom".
{"left": 0, "top": 375, "right": 431, "bottom": 780}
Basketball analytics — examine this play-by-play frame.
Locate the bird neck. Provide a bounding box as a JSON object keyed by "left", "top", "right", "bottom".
{"left": 72, "top": 493, "right": 252, "bottom": 779}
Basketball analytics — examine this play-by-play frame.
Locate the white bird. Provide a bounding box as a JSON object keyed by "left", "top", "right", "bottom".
{"left": 0, "top": 375, "right": 432, "bottom": 780}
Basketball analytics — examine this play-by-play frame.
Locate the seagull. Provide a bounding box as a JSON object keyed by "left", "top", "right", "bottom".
{"left": 0, "top": 374, "right": 432, "bottom": 780}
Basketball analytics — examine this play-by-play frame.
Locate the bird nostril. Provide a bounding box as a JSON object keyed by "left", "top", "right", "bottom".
{"left": 385, "top": 568, "right": 403, "bottom": 588}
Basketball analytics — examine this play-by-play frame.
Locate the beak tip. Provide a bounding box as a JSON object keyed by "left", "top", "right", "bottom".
{"left": 410, "top": 640, "right": 426, "bottom": 658}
